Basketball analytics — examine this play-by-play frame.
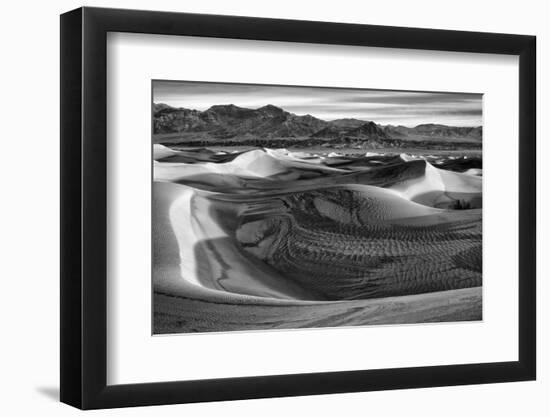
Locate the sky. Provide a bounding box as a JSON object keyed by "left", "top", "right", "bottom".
{"left": 153, "top": 80, "right": 482, "bottom": 127}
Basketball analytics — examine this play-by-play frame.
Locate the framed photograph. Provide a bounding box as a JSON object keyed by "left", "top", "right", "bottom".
{"left": 60, "top": 6, "right": 536, "bottom": 409}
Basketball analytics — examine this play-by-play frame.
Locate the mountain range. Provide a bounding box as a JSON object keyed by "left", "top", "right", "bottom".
{"left": 153, "top": 103, "right": 482, "bottom": 146}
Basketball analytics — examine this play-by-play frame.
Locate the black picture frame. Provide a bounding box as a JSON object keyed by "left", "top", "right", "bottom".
{"left": 60, "top": 6, "right": 536, "bottom": 410}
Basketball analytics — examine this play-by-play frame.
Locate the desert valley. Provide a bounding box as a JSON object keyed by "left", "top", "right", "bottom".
{"left": 152, "top": 99, "right": 482, "bottom": 334}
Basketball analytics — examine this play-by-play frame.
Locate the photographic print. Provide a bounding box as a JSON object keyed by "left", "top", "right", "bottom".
{"left": 152, "top": 81, "right": 482, "bottom": 335}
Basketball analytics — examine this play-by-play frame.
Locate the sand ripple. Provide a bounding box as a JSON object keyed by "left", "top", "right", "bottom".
{"left": 235, "top": 186, "right": 481, "bottom": 300}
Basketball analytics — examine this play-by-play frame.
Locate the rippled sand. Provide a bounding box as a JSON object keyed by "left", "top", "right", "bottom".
{"left": 153, "top": 145, "right": 482, "bottom": 333}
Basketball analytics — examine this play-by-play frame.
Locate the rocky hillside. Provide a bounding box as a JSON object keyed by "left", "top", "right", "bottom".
{"left": 154, "top": 103, "right": 328, "bottom": 139}
{"left": 384, "top": 123, "right": 482, "bottom": 140}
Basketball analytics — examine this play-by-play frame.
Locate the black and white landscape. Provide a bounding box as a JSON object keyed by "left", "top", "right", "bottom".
{"left": 152, "top": 81, "right": 482, "bottom": 334}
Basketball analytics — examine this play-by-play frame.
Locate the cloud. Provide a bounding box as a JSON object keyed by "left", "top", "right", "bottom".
{"left": 153, "top": 80, "right": 482, "bottom": 127}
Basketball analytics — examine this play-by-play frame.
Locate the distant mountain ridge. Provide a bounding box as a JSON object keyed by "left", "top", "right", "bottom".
{"left": 384, "top": 123, "right": 482, "bottom": 140}
{"left": 153, "top": 103, "right": 482, "bottom": 145}
{"left": 154, "top": 103, "right": 328, "bottom": 139}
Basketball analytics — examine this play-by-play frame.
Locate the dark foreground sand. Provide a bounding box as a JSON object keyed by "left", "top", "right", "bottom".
{"left": 154, "top": 288, "right": 481, "bottom": 334}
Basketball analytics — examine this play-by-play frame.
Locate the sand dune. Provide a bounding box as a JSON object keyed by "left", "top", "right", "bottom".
{"left": 464, "top": 168, "right": 483, "bottom": 176}
{"left": 155, "top": 148, "right": 482, "bottom": 210}
{"left": 153, "top": 147, "right": 482, "bottom": 333}
{"left": 389, "top": 160, "right": 482, "bottom": 208}
{"left": 155, "top": 147, "right": 346, "bottom": 180}
{"left": 235, "top": 185, "right": 480, "bottom": 300}
{"left": 153, "top": 143, "right": 181, "bottom": 161}
{"left": 153, "top": 181, "right": 318, "bottom": 302}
